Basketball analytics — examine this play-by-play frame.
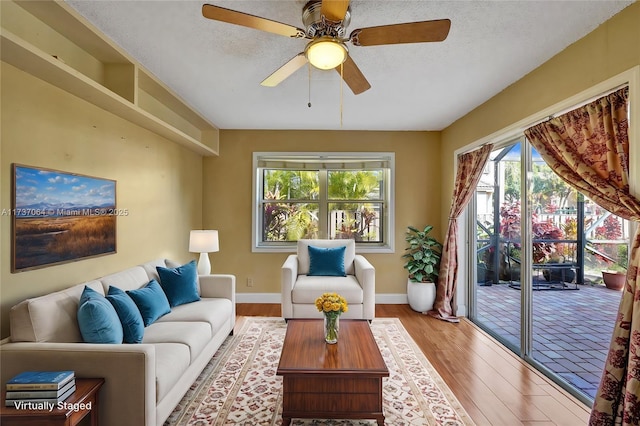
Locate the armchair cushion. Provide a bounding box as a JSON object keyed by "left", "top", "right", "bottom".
{"left": 297, "top": 239, "right": 355, "bottom": 275}
{"left": 291, "top": 275, "right": 363, "bottom": 304}
{"left": 308, "top": 245, "right": 347, "bottom": 276}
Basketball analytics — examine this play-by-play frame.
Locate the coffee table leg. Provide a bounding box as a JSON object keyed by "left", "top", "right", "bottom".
{"left": 376, "top": 415, "right": 385, "bottom": 425}
{"left": 282, "top": 417, "right": 291, "bottom": 426}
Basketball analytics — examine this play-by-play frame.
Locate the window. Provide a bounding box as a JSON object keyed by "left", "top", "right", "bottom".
{"left": 252, "top": 152, "right": 394, "bottom": 252}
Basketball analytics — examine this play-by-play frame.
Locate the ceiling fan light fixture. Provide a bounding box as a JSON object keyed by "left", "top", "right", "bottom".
{"left": 305, "top": 37, "right": 347, "bottom": 70}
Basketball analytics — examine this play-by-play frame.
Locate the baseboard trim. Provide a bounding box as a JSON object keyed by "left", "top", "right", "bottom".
{"left": 376, "top": 293, "right": 409, "bottom": 304}
{"left": 237, "top": 293, "right": 281, "bottom": 303}
{"left": 236, "top": 293, "right": 409, "bottom": 304}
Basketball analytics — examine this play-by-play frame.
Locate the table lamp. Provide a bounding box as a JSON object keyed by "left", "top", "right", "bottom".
{"left": 189, "top": 230, "right": 219, "bottom": 275}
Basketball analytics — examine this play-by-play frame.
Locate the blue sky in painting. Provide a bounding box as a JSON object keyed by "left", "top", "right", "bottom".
{"left": 15, "top": 166, "right": 115, "bottom": 208}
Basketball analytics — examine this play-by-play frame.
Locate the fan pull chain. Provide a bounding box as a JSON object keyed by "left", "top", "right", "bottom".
{"left": 308, "top": 62, "right": 312, "bottom": 108}
{"left": 340, "top": 62, "right": 343, "bottom": 128}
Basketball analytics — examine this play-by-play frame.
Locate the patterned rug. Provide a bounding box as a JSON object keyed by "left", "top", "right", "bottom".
{"left": 165, "top": 317, "right": 475, "bottom": 425}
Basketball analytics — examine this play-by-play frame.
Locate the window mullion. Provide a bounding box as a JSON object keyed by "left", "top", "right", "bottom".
{"left": 319, "top": 169, "right": 328, "bottom": 238}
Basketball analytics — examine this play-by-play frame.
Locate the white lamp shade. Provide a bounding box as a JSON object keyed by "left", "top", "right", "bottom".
{"left": 189, "top": 230, "right": 219, "bottom": 253}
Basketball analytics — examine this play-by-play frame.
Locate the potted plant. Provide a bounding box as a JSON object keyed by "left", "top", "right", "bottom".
{"left": 601, "top": 245, "right": 628, "bottom": 291}
{"left": 602, "top": 267, "right": 626, "bottom": 290}
{"left": 402, "top": 225, "right": 443, "bottom": 312}
{"left": 602, "top": 263, "right": 627, "bottom": 290}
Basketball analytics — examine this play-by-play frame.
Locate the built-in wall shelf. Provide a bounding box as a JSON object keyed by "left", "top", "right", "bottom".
{"left": 0, "top": 0, "right": 219, "bottom": 156}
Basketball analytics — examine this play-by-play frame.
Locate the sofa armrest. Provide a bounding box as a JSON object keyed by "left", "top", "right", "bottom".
{"left": 0, "top": 342, "right": 156, "bottom": 426}
{"left": 354, "top": 255, "right": 375, "bottom": 320}
{"left": 199, "top": 274, "right": 236, "bottom": 331}
{"left": 281, "top": 255, "right": 298, "bottom": 319}
{"left": 199, "top": 274, "right": 235, "bottom": 300}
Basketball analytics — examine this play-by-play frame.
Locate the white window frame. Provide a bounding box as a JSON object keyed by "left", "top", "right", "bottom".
{"left": 252, "top": 152, "right": 395, "bottom": 253}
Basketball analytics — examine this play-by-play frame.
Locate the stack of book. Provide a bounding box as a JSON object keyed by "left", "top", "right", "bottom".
{"left": 5, "top": 371, "right": 75, "bottom": 408}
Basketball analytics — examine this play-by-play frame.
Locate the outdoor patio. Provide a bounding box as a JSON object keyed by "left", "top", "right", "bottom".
{"left": 475, "top": 281, "right": 623, "bottom": 399}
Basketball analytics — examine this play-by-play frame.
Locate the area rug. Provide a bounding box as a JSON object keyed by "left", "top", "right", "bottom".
{"left": 165, "top": 317, "right": 475, "bottom": 425}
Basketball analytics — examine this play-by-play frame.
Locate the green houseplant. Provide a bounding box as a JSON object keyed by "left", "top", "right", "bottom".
{"left": 402, "top": 225, "right": 443, "bottom": 312}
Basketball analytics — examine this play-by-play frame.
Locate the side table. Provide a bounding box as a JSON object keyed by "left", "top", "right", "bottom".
{"left": 0, "top": 378, "right": 104, "bottom": 426}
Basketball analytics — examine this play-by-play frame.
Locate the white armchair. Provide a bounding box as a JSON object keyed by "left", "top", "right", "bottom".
{"left": 281, "top": 239, "right": 375, "bottom": 320}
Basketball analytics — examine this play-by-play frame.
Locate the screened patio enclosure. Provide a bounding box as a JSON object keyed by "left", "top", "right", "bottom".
{"left": 476, "top": 143, "right": 629, "bottom": 290}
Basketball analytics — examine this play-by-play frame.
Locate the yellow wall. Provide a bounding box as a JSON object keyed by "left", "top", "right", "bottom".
{"left": 440, "top": 2, "right": 640, "bottom": 231}
{"left": 2, "top": 1, "right": 637, "bottom": 338}
{"left": 0, "top": 63, "right": 203, "bottom": 337}
{"left": 203, "top": 130, "right": 442, "bottom": 296}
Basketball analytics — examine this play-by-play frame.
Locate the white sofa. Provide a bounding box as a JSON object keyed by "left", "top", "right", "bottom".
{"left": 281, "top": 239, "right": 375, "bottom": 320}
{"left": 0, "top": 259, "right": 235, "bottom": 426}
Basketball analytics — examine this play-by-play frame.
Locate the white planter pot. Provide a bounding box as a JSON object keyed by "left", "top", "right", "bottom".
{"left": 407, "top": 279, "right": 436, "bottom": 312}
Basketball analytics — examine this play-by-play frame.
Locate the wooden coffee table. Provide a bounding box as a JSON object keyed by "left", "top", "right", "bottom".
{"left": 277, "top": 319, "right": 389, "bottom": 425}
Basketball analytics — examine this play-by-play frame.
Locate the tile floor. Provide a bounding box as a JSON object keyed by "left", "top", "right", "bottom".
{"left": 475, "top": 281, "right": 622, "bottom": 399}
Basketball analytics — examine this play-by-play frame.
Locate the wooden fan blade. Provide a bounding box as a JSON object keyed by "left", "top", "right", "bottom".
{"left": 350, "top": 19, "right": 451, "bottom": 46}
{"left": 202, "top": 4, "right": 306, "bottom": 39}
{"left": 261, "top": 53, "right": 308, "bottom": 87}
{"left": 336, "top": 55, "right": 370, "bottom": 95}
{"left": 321, "top": 0, "right": 350, "bottom": 21}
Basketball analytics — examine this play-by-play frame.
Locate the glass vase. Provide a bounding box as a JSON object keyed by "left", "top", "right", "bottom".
{"left": 324, "top": 312, "right": 340, "bottom": 344}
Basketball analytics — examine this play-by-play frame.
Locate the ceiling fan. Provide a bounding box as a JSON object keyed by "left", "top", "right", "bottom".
{"left": 202, "top": 0, "right": 451, "bottom": 95}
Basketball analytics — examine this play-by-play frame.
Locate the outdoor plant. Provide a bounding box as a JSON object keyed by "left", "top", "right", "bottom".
{"left": 601, "top": 245, "right": 628, "bottom": 290}
{"left": 403, "top": 225, "right": 443, "bottom": 283}
{"left": 531, "top": 220, "right": 564, "bottom": 263}
{"left": 590, "top": 214, "right": 627, "bottom": 272}
{"left": 604, "top": 244, "right": 629, "bottom": 273}
{"left": 499, "top": 201, "right": 566, "bottom": 264}
{"left": 334, "top": 207, "right": 378, "bottom": 241}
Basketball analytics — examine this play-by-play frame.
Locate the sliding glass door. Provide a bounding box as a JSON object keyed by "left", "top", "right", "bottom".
{"left": 472, "top": 140, "right": 523, "bottom": 353}
{"left": 469, "top": 137, "right": 626, "bottom": 404}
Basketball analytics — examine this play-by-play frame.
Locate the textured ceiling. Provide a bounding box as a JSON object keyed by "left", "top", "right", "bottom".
{"left": 66, "top": 0, "right": 632, "bottom": 131}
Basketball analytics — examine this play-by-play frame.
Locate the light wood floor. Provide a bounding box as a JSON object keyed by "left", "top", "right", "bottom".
{"left": 236, "top": 303, "right": 591, "bottom": 425}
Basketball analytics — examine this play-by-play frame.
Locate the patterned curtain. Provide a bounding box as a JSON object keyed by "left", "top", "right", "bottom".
{"left": 428, "top": 144, "right": 492, "bottom": 322}
{"left": 524, "top": 87, "right": 640, "bottom": 425}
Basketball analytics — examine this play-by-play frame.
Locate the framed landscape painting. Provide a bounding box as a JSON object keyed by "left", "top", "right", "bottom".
{"left": 11, "top": 164, "right": 117, "bottom": 272}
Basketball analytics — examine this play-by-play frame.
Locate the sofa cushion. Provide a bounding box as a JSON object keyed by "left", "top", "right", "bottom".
{"left": 156, "top": 298, "right": 232, "bottom": 336}
{"left": 143, "top": 321, "right": 211, "bottom": 363}
{"left": 153, "top": 342, "right": 190, "bottom": 402}
{"left": 139, "top": 258, "right": 169, "bottom": 283}
{"left": 156, "top": 260, "right": 200, "bottom": 307}
{"left": 308, "top": 245, "right": 347, "bottom": 276}
{"left": 291, "top": 275, "right": 363, "bottom": 304}
{"left": 9, "top": 280, "right": 104, "bottom": 343}
{"left": 127, "top": 280, "right": 171, "bottom": 326}
{"left": 99, "top": 266, "right": 149, "bottom": 292}
{"left": 106, "top": 286, "right": 144, "bottom": 343}
{"left": 297, "top": 239, "right": 355, "bottom": 275}
{"left": 77, "top": 286, "right": 124, "bottom": 344}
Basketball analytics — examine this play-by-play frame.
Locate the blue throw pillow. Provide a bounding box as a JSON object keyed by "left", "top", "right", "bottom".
{"left": 106, "top": 286, "right": 144, "bottom": 343}
{"left": 308, "top": 245, "right": 347, "bottom": 277}
{"left": 156, "top": 260, "right": 200, "bottom": 307}
{"left": 127, "top": 280, "right": 171, "bottom": 326}
{"left": 77, "top": 286, "right": 124, "bottom": 344}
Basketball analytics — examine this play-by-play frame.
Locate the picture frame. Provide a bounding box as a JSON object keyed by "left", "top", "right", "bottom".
{"left": 11, "top": 164, "right": 117, "bottom": 272}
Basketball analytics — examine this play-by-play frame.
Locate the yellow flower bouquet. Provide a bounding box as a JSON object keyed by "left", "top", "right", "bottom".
{"left": 315, "top": 292, "right": 348, "bottom": 344}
